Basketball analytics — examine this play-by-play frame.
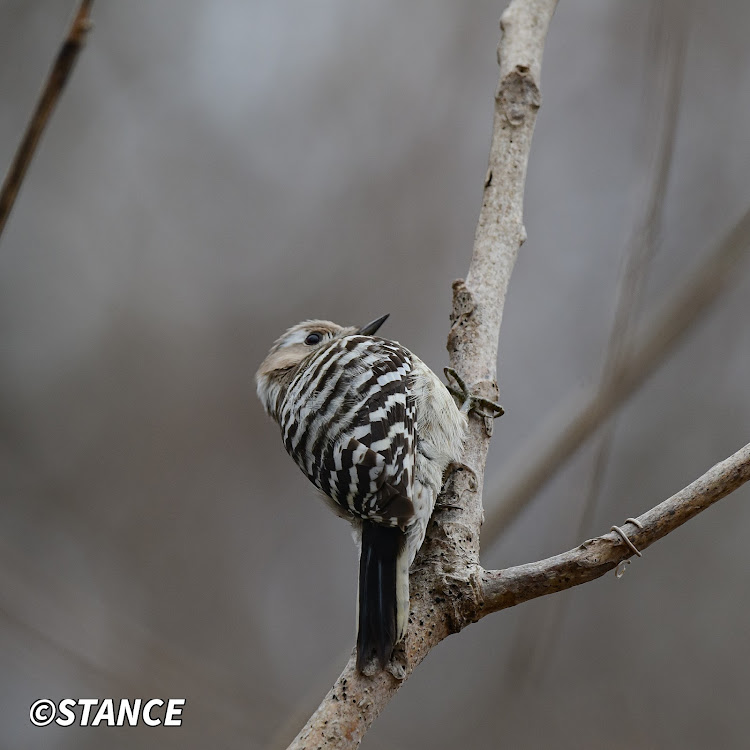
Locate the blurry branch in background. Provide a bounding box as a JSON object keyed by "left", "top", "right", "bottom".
{"left": 0, "top": 0, "right": 94, "bottom": 239}
{"left": 482, "top": 202, "right": 750, "bottom": 544}
{"left": 285, "top": 1, "right": 558, "bottom": 748}
{"left": 575, "top": 0, "right": 687, "bottom": 539}
{"left": 507, "top": 0, "right": 688, "bottom": 685}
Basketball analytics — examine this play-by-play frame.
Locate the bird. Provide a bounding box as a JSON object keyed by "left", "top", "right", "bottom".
{"left": 256, "top": 314, "right": 476, "bottom": 671}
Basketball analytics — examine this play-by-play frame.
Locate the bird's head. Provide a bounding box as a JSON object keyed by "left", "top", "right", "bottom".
{"left": 255, "top": 314, "right": 389, "bottom": 419}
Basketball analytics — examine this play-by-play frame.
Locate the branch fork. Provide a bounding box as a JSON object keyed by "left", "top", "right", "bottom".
{"left": 282, "top": 2, "right": 750, "bottom": 747}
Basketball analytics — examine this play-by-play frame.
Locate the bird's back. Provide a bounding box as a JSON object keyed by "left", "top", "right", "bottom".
{"left": 277, "top": 334, "right": 418, "bottom": 529}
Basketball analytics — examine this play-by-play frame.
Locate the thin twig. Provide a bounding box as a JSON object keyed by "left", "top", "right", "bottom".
{"left": 482, "top": 202, "right": 750, "bottom": 544}
{"left": 481, "top": 441, "right": 750, "bottom": 612}
{"left": 0, "top": 0, "right": 94, "bottom": 239}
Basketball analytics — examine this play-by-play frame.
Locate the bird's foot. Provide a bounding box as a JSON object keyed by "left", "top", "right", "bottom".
{"left": 444, "top": 368, "right": 504, "bottom": 435}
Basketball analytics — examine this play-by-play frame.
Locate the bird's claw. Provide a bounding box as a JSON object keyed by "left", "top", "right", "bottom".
{"left": 444, "top": 368, "right": 504, "bottom": 435}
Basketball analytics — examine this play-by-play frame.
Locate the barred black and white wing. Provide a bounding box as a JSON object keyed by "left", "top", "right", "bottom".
{"left": 278, "top": 335, "right": 417, "bottom": 529}
{"left": 277, "top": 334, "right": 418, "bottom": 669}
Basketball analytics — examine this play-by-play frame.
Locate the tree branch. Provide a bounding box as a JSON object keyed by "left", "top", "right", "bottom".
{"left": 286, "top": 2, "right": 557, "bottom": 747}
{"left": 0, "top": 0, "right": 94, "bottom": 239}
{"left": 480, "top": 441, "right": 750, "bottom": 613}
{"left": 276, "top": 3, "right": 750, "bottom": 747}
{"left": 482, "top": 202, "right": 750, "bottom": 543}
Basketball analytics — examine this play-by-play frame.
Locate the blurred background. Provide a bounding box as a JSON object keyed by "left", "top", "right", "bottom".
{"left": 1, "top": 0, "right": 749, "bottom": 747}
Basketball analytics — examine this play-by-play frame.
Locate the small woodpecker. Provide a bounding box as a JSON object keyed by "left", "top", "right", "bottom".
{"left": 256, "top": 315, "right": 469, "bottom": 671}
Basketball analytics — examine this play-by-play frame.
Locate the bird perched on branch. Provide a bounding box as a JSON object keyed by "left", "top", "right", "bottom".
{"left": 256, "top": 314, "right": 500, "bottom": 671}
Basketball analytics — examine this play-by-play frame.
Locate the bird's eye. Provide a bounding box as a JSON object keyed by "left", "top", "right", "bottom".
{"left": 304, "top": 332, "right": 323, "bottom": 346}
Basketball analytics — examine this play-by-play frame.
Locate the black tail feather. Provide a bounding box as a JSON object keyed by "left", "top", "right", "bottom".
{"left": 356, "top": 523, "right": 405, "bottom": 671}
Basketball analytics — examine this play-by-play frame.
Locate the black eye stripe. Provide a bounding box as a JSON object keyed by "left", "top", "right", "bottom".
{"left": 305, "top": 332, "right": 323, "bottom": 345}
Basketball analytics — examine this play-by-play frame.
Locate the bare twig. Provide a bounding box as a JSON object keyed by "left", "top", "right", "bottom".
{"left": 482, "top": 203, "right": 750, "bottom": 543}
{"left": 0, "top": 0, "right": 94, "bottom": 239}
{"left": 481, "top": 441, "right": 750, "bottom": 612}
{"left": 286, "top": 2, "right": 558, "bottom": 748}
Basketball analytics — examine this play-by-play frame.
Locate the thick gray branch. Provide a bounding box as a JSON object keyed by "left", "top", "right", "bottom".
{"left": 443, "top": 0, "right": 556, "bottom": 567}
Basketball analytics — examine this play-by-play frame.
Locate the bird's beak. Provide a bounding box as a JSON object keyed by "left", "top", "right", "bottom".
{"left": 357, "top": 313, "right": 389, "bottom": 336}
